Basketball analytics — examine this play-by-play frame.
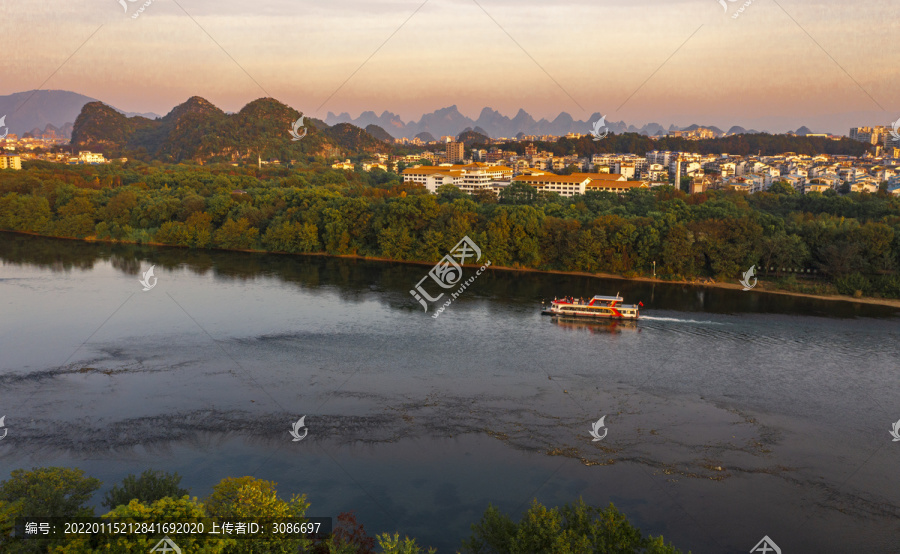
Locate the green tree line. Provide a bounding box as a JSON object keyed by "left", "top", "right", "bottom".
{"left": 0, "top": 467, "right": 686, "bottom": 553}
{"left": 1, "top": 161, "right": 899, "bottom": 298}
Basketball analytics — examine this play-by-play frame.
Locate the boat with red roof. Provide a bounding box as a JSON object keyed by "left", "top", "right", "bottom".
{"left": 541, "top": 293, "right": 642, "bottom": 320}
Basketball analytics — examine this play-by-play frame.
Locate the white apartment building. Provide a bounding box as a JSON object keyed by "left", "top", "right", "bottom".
{"left": 645, "top": 150, "right": 677, "bottom": 167}
{"left": 615, "top": 163, "right": 636, "bottom": 180}
{"left": 512, "top": 174, "right": 592, "bottom": 197}
{"left": 646, "top": 163, "right": 667, "bottom": 181}
{"left": 401, "top": 163, "right": 514, "bottom": 194}
{"left": 78, "top": 151, "right": 107, "bottom": 164}
{"left": 510, "top": 172, "right": 632, "bottom": 198}
{"left": 838, "top": 167, "right": 862, "bottom": 183}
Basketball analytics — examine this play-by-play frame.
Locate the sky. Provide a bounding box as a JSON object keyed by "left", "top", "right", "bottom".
{"left": 1, "top": 0, "right": 897, "bottom": 134}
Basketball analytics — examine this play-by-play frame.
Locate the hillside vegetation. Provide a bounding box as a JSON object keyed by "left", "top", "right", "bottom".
{"left": 71, "top": 97, "right": 390, "bottom": 164}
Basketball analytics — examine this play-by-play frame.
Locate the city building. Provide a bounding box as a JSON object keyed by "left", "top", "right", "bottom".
{"left": 511, "top": 174, "right": 594, "bottom": 197}
{"left": 445, "top": 141, "right": 465, "bottom": 164}
{"left": 77, "top": 151, "right": 107, "bottom": 164}
{"left": 0, "top": 154, "right": 22, "bottom": 170}
{"left": 511, "top": 172, "right": 634, "bottom": 197}
{"left": 401, "top": 163, "right": 513, "bottom": 194}
{"left": 850, "top": 126, "right": 889, "bottom": 145}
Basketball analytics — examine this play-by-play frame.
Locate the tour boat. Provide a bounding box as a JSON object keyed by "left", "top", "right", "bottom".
{"left": 541, "top": 294, "right": 642, "bottom": 320}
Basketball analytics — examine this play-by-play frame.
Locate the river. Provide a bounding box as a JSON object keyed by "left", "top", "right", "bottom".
{"left": 1, "top": 232, "right": 898, "bottom": 552}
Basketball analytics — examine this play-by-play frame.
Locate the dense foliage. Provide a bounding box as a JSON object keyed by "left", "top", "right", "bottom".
{"left": 462, "top": 499, "right": 685, "bottom": 553}
{"left": 101, "top": 470, "right": 189, "bottom": 510}
{"left": 0, "top": 467, "right": 101, "bottom": 553}
{"left": 0, "top": 467, "right": 681, "bottom": 553}
{"left": 1, "top": 161, "right": 899, "bottom": 298}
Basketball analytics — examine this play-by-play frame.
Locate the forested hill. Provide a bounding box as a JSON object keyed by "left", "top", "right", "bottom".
{"left": 70, "top": 97, "right": 391, "bottom": 163}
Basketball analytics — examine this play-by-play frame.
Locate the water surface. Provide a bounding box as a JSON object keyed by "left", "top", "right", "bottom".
{"left": 1, "top": 233, "right": 899, "bottom": 552}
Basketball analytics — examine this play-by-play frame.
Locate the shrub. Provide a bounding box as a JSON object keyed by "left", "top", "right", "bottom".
{"left": 102, "top": 469, "right": 190, "bottom": 510}
{"left": 461, "top": 499, "right": 686, "bottom": 554}
{"left": 834, "top": 272, "right": 870, "bottom": 296}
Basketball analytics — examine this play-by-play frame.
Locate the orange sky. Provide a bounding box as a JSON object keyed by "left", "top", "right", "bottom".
{"left": 1, "top": 0, "right": 897, "bottom": 134}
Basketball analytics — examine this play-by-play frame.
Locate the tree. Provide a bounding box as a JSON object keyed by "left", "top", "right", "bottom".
{"left": 461, "top": 499, "right": 685, "bottom": 554}
{"left": 0, "top": 467, "right": 101, "bottom": 553}
{"left": 55, "top": 496, "right": 232, "bottom": 554}
{"left": 309, "top": 511, "right": 376, "bottom": 554}
{"left": 499, "top": 182, "right": 537, "bottom": 205}
{"left": 214, "top": 217, "right": 260, "bottom": 250}
{"left": 760, "top": 233, "right": 809, "bottom": 276}
{"left": 54, "top": 196, "right": 97, "bottom": 237}
{"left": 102, "top": 470, "right": 190, "bottom": 510}
{"left": 0, "top": 194, "right": 52, "bottom": 233}
{"left": 435, "top": 184, "right": 468, "bottom": 203}
{"left": 263, "top": 220, "right": 320, "bottom": 253}
{"left": 768, "top": 181, "right": 795, "bottom": 195}
{"left": 205, "top": 476, "right": 311, "bottom": 554}
{"left": 184, "top": 211, "right": 213, "bottom": 248}
{"left": 0, "top": 467, "right": 100, "bottom": 518}
{"left": 471, "top": 189, "right": 498, "bottom": 204}
{"left": 376, "top": 533, "right": 436, "bottom": 554}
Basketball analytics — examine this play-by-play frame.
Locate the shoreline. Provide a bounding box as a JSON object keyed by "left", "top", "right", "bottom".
{"left": 5, "top": 229, "right": 900, "bottom": 310}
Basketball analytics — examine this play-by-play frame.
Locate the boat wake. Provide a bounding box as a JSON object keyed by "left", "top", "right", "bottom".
{"left": 641, "top": 316, "right": 723, "bottom": 325}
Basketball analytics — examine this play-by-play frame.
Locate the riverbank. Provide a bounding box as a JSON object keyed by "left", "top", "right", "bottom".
{"left": 5, "top": 229, "right": 900, "bottom": 310}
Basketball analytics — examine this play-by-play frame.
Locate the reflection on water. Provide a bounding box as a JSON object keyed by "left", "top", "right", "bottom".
{"left": 549, "top": 316, "right": 641, "bottom": 334}
{"left": 1, "top": 232, "right": 899, "bottom": 553}
{"left": 2, "top": 232, "right": 897, "bottom": 319}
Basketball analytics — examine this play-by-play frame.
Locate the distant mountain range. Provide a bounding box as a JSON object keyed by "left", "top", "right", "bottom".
{"left": 0, "top": 90, "right": 159, "bottom": 139}
{"left": 1, "top": 89, "right": 830, "bottom": 146}
{"left": 324, "top": 106, "right": 793, "bottom": 140}
{"left": 70, "top": 96, "right": 388, "bottom": 162}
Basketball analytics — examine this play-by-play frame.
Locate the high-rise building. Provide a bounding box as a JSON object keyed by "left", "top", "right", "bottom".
{"left": 850, "top": 126, "right": 888, "bottom": 144}
{"left": 446, "top": 141, "right": 465, "bottom": 164}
